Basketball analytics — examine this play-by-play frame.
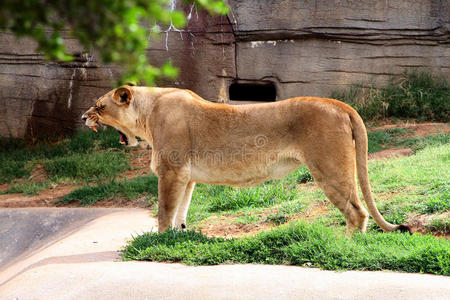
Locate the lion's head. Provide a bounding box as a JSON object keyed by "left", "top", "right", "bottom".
{"left": 81, "top": 86, "right": 139, "bottom": 146}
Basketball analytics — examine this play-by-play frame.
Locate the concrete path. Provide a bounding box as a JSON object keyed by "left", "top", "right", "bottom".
{"left": 1, "top": 208, "right": 449, "bottom": 299}
{"left": 0, "top": 208, "right": 116, "bottom": 269}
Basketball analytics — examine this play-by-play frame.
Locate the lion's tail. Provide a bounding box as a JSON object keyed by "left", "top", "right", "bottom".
{"left": 350, "top": 111, "right": 412, "bottom": 234}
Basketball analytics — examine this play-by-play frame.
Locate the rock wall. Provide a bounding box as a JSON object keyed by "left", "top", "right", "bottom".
{"left": 0, "top": 34, "right": 116, "bottom": 139}
{"left": 231, "top": 0, "right": 449, "bottom": 99}
{"left": 0, "top": 0, "right": 448, "bottom": 138}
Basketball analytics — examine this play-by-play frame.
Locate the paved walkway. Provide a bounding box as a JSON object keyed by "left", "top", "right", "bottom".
{"left": 1, "top": 208, "right": 449, "bottom": 299}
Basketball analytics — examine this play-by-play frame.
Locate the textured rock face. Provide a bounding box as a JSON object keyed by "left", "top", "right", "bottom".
{"left": 0, "top": 33, "right": 117, "bottom": 139}
{"left": 231, "top": 0, "right": 449, "bottom": 98}
{"left": 0, "top": 0, "right": 448, "bottom": 138}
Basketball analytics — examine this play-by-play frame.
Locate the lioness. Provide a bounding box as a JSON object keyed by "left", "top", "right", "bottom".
{"left": 82, "top": 86, "right": 411, "bottom": 235}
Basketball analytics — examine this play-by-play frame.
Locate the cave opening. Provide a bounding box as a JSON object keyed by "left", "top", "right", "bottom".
{"left": 229, "top": 82, "right": 276, "bottom": 102}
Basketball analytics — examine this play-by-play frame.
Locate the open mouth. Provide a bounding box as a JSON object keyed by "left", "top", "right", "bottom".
{"left": 118, "top": 131, "right": 129, "bottom": 145}
{"left": 86, "top": 122, "right": 129, "bottom": 146}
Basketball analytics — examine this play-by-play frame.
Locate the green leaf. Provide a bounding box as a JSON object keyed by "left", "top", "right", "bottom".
{"left": 161, "top": 61, "right": 179, "bottom": 79}
{"left": 171, "top": 11, "right": 186, "bottom": 28}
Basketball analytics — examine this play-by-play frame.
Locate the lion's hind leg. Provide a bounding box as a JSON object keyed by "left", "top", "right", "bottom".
{"left": 304, "top": 154, "right": 369, "bottom": 236}
{"left": 315, "top": 175, "right": 369, "bottom": 235}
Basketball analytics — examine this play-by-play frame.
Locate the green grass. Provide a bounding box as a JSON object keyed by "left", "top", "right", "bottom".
{"left": 426, "top": 216, "right": 450, "bottom": 235}
{"left": 295, "top": 166, "right": 313, "bottom": 183}
{"left": 368, "top": 144, "right": 449, "bottom": 193}
{"left": 235, "top": 214, "right": 262, "bottom": 224}
{"left": 186, "top": 166, "right": 316, "bottom": 224}
{"left": 364, "top": 144, "right": 449, "bottom": 228}
{"left": 1, "top": 181, "right": 52, "bottom": 195}
{"left": 44, "top": 152, "right": 129, "bottom": 183}
{"left": 194, "top": 166, "right": 312, "bottom": 213}
{"left": 265, "top": 212, "right": 290, "bottom": 225}
{"left": 58, "top": 175, "right": 158, "bottom": 206}
{"left": 67, "top": 128, "right": 127, "bottom": 152}
{"left": 367, "top": 128, "right": 410, "bottom": 153}
{"left": 331, "top": 70, "right": 449, "bottom": 122}
{"left": 368, "top": 203, "right": 410, "bottom": 232}
{"left": 0, "top": 128, "right": 129, "bottom": 185}
{"left": 122, "top": 222, "right": 450, "bottom": 275}
{"left": 265, "top": 201, "right": 306, "bottom": 225}
{"left": 367, "top": 129, "right": 449, "bottom": 154}
{"left": 206, "top": 184, "right": 298, "bottom": 212}
{"left": 0, "top": 160, "right": 29, "bottom": 184}
{"left": 398, "top": 133, "right": 450, "bottom": 152}
{"left": 421, "top": 185, "right": 449, "bottom": 214}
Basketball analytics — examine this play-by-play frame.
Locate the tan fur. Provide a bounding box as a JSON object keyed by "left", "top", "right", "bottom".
{"left": 82, "top": 86, "right": 406, "bottom": 234}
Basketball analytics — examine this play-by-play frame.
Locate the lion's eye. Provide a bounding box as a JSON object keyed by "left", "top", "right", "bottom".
{"left": 95, "top": 104, "right": 105, "bottom": 114}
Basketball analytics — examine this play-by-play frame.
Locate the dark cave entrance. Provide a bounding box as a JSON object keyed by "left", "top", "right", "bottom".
{"left": 229, "top": 81, "right": 277, "bottom": 102}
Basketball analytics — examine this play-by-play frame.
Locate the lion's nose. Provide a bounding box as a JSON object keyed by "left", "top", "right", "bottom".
{"left": 81, "top": 115, "right": 87, "bottom": 121}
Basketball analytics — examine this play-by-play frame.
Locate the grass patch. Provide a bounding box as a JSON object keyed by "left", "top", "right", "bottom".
{"left": 235, "top": 214, "right": 262, "bottom": 224}
{"left": 67, "top": 128, "right": 126, "bottom": 152}
{"left": 44, "top": 152, "right": 129, "bottom": 183}
{"left": 367, "top": 129, "right": 449, "bottom": 154}
{"left": 363, "top": 144, "right": 449, "bottom": 231}
{"left": 295, "top": 166, "right": 314, "bottom": 183}
{"left": 331, "top": 70, "right": 449, "bottom": 122}
{"left": 2, "top": 181, "right": 52, "bottom": 195}
{"left": 194, "top": 167, "right": 313, "bottom": 213}
{"left": 367, "top": 128, "right": 410, "bottom": 153}
{"left": 425, "top": 216, "right": 450, "bottom": 235}
{"left": 206, "top": 184, "right": 298, "bottom": 212}
{"left": 398, "top": 133, "right": 450, "bottom": 152}
{"left": 122, "top": 222, "right": 450, "bottom": 275}
{"left": 265, "top": 201, "right": 305, "bottom": 225}
{"left": 0, "top": 160, "right": 29, "bottom": 184}
{"left": 265, "top": 212, "right": 290, "bottom": 225}
{"left": 186, "top": 167, "right": 315, "bottom": 224}
{"left": 421, "top": 185, "right": 449, "bottom": 214}
{"left": 368, "top": 144, "right": 449, "bottom": 193}
{"left": 58, "top": 175, "right": 158, "bottom": 206}
{"left": 0, "top": 128, "right": 126, "bottom": 184}
{"left": 368, "top": 203, "right": 410, "bottom": 232}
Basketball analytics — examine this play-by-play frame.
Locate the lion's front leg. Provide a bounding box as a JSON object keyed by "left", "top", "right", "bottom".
{"left": 157, "top": 172, "right": 189, "bottom": 233}
{"left": 175, "top": 181, "right": 196, "bottom": 229}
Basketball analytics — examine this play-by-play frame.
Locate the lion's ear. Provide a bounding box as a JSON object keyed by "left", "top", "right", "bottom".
{"left": 113, "top": 87, "right": 133, "bottom": 106}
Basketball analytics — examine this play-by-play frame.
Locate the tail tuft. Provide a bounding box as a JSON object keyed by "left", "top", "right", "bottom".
{"left": 395, "top": 224, "right": 413, "bottom": 235}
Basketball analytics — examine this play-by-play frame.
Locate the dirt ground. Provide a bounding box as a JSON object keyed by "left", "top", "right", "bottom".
{"left": 1, "top": 122, "right": 448, "bottom": 237}
{"left": 368, "top": 122, "right": 449, "bottom": 160}
{"left": 369, "top": 122, "right": 449, "bottom": 137}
